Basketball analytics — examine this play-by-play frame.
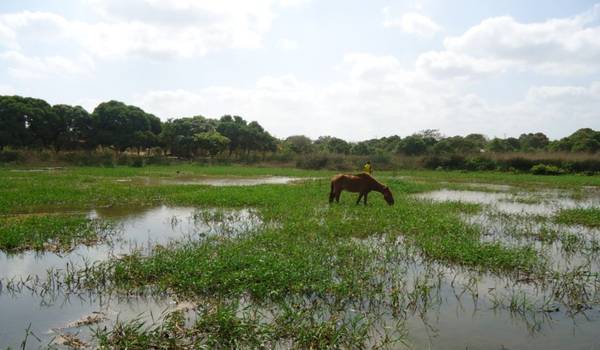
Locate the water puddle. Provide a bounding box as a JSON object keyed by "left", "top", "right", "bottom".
{"left": 356, "top": 237, "right": 600, "bottom": 350}
{"left": 116, "top": 176, "right": 308, "bottom": 186}
{"left": 0, "top": 205, "right": 262, "bottom": 349}
{"left": 416, "top": 189, "right": 600, "bottom": 215}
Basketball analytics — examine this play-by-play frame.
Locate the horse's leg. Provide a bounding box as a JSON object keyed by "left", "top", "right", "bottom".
{"left": 329, "top": 183, "right": 335, "bottom": 204}
{"left": 356, "top": 192, "right": 363, "bottom": 205}
{"left": 336, "top": 190, "right": 341, "bottom": 203}
{"left": 364, "top": 192, "right": 368, "bottom": 205}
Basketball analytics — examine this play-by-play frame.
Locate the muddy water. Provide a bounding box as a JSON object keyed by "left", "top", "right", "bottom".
{"left": 0, "top": 206, "right": 261, "bottom": 349}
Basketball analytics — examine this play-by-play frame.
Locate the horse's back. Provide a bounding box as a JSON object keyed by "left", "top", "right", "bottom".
{"left": 331, "top": 173, "right": 369, "bottom": 192}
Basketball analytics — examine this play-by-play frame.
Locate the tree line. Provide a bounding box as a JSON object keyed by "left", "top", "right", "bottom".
{"left": 0, "top": 96, "right": 276, "bottom": 157}
{"left": 283, "top": 129, "right": 600, "bottom": 156}
{"left": 2, "top": 95, "right": 600, "bottom": 158}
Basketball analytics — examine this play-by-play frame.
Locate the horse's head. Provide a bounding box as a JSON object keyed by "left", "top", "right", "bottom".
{"left": 382, "top": 186, "right": 394, "bottom": 206}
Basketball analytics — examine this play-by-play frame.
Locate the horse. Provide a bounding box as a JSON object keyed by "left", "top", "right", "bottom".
{"left": 329, "top": 173, "right": 394, "bottom": 206}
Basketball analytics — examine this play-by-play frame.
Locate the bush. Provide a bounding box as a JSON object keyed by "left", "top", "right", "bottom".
{"left": 530, "top": 164, "right": 564, "bottom": 175}
{"left": 503, "top": 157, "right": 535, "bottom": 172}
{"left": 59, "top": 151, "right": 115, "bottom": 167}
{"left": 145, "top": 155, "right": 171, "bottom": 165}
{"left": 296, "top": 154, "right": 353, "bottom": 170}
{"left": 130, "top": 157, "right": 145, "bottom": 167}
{"left": 0, "top": 150, "right": 23, "bottom": 163}
{"left": 466, "top": 156, "right": 497, "bottom": 171}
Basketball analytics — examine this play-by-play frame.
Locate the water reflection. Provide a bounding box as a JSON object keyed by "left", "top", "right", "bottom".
{"left": 0, "top": 205, "right": 261, "bottom": 349}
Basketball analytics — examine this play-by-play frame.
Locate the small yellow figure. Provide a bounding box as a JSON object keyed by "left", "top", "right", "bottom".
{"left": 363, "top": 161, "right": 372, "bottom": 175}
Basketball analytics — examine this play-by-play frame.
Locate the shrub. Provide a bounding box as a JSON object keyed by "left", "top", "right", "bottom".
{"left": 296, "top": 153, "right": 353, "bottom": 170}
{"left": 531, "top": 164, "right": 564, "bottom": 175}
{"left": 0, "top": 150, "right": 23, "bottom": 163}
{"left": 504, "top": 157, "right": 535, "bottom": 172}
{"left": 466, "top": 156, "right": 497, "bottom": 171}
{"left": 130, "top": 157, "right": 145, "bottom": 167}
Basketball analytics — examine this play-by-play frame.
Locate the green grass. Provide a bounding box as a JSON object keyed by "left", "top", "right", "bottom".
{"left": 2, "top": 165, "right": 599, "bottom": 347}
{"left": 0, "top": 214, "right": 110, "bottom": 252}
{"left": 556, "top": 208, "right": 600, "bottom": 228}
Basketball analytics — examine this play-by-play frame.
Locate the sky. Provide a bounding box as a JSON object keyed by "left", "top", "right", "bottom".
{"left": 1, "top": 0, "right": 600, "bottom": 141}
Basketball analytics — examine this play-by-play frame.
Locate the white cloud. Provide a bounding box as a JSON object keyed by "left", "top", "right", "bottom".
{"left": 416, "top": 51, "right": 508, "bottom": 79}
{"left": 0, "top": 0, "right": 308, "bottom": 61}
{"left": 279, "top": 38, "right": 299, "bottom": 51}
{"left": 420, "top": 4, "right": 600, "bottom": 78}
{"left": 134, "top": 53, "right": 600, "bottom": 140}
{"left": 383, "top": 10, "right": 441, "bottom": 37}
{"left": 0, "top": 51, "right": 95, "bottom": 79}
{"left": 0, "top": 84, "right": 15, "bottom": 95}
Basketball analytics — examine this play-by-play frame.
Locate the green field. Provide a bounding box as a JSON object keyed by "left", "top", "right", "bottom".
{"left": 2, "top": 165, "right": 600, "bottom": 348}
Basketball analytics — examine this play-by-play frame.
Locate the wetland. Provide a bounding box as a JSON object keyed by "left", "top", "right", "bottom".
{"left": 1, "top": 165, "right": 600, "bottom": 349}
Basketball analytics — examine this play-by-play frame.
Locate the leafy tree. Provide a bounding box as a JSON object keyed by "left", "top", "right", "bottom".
{"left": 315, "top": 136, "right": 351, "bottom": 154}
{"left": 193, "top": 131, "right": 230, "bottom": 156}
{"left": 398, "top": 135, "right": 427, "bottom": 156}
{"left": 23, "top": 98, "right": 61, "bottom": 149}
{"left": 93, "top": 101, "right": 158, "bottom": 152}
{"left": 161, "top": 116, "right": 214, "bottom": 157}
{"left": 432, "top": 136, "right": 479, "bottom": 154}
{"left": 285, "top": 135, "right": 313, "bottom": 154}
{"left": 465, "top": 133, "right": 487, "bottom": 150}
{"left": 0, "top": 96, "right": 32, "bottom": 150}
{"left": 518, "top": 132, "right": 549, "bottom": 151}
{"left": 350, "top": 141, "right": 373, "bottom": 155}
{"left": 52, "top": 104, "right": 95, "bottom": 151}
{"left": 217, "top": 115, "right": 247, "bottom": 156}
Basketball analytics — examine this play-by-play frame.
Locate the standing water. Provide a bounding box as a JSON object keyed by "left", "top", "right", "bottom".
{"left": 0, "top": 205, "right": 261, "bottom": 349}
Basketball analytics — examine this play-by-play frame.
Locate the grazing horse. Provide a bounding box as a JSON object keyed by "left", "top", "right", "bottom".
{"left": 329, "top": 173, "right": 394, "bottom": 206}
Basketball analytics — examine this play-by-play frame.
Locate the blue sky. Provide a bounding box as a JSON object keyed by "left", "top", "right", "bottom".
{"left": 1, "top": 0, "right": 599, "bottom": 140}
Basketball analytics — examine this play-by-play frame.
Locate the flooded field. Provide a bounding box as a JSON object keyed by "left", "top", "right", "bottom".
{"left": 0, "top": 205, "right": 261, "bottom": 348}
{"left": 116, "top": 175, "right": 307, "bottom": 186}
{"left": 1, "top": 168, "right": 600, "bottom": 349}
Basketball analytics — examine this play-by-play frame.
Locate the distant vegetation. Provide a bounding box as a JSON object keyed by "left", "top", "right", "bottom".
{"left": 1, "top": 95, "right": 600, "bottom": 174}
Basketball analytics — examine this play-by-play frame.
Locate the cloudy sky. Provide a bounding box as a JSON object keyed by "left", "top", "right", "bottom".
{"left": 1, "top": 0, "right": 600, "bottom": 140}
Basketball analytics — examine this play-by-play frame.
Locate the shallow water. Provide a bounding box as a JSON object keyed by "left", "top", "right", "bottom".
{"left": 4, "top": 182, "right": 600, "bottom": 348}
{"left": 0, "top": 205, "right": 261, "bottom": 349}
{"left": 117, "top": 175, "right": 306, "bottom": 186}
{"left": 416, "top": 189, "right": 600, "bottom": 215}
{"left": 403, "top": 186, "right": 600, "bottom": 348}
{"left": 357, "top": 237, "right": 600, "bottom": 350}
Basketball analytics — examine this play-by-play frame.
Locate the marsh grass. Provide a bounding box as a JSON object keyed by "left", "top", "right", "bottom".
{"left": 2, "top": 166, "right": 600, "bottom": 348}
{"left": 556, "top": 208, "right": 600, "bottom": 228}
{"left": 0, "top": 215, "right": 113, "bottom": 252}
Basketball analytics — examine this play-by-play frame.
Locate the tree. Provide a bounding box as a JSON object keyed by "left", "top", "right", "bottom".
{"left": 93, "top": 100, "right": 158, "bottom": 152}
{"left": 161, "top": 116, "right": 215, "bottom": 157}
{"left": 432, "top": 136, "right": 479, "bottom": 154}
{"left": 465, "top": 133, "right": 487, "bottom": 151}
{"left": 217, "top": 115, "right": 247, "bottom": 156}
{"left": 398, "top": 135, "right": 427, "bottom": 156}
{"left": 22, "top": 98, "right": 60, "bottom": 149}
{"left": 285, "top": 135, "right": 313, "bottom": 154}
{"left": 193, "top": 131, "right": 230, "bottom": 156}
{"left": 315, "top": 136, "right": 351, "bottom": 154}
{"left": 52, "top": 104, "right": 95, "bottom": 151}
{"left": 518, "top": 132, "right": 549, "bottom": 151}
{"left": 568, "top": 128, "right": 600, "bottom": 153}
{"left": 350, "top": 141, "right": 373, "bottom": 155}
{"left": 0, "top": 96, "right": 32, "bottom": 150}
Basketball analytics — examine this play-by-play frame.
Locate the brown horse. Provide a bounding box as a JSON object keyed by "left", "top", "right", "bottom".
{"left": 329, "top": 173, "right": 394, "bottom": 205}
